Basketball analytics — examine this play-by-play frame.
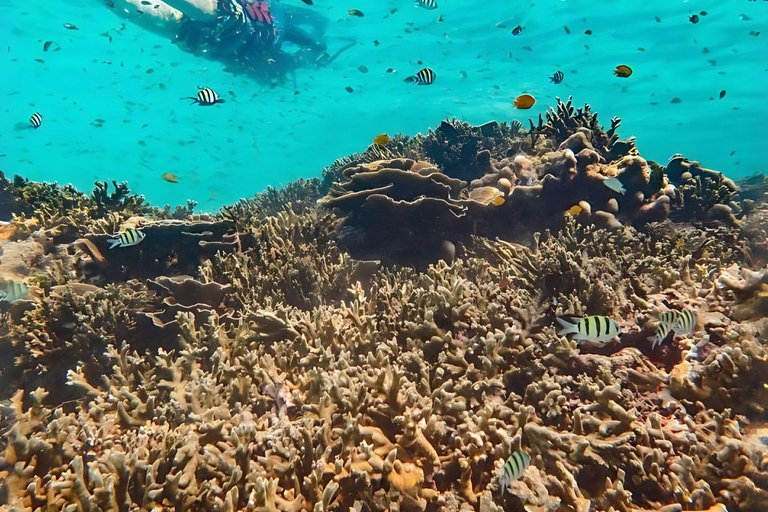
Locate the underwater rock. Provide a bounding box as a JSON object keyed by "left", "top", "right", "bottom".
{"left": 77, "top": 218, "right": 237, "bottom": 280}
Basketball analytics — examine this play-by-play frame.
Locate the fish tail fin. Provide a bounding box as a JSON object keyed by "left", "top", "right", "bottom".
{"left": 403, "top": 75, "right": 416, "bottom": 83}
{"left": 107, "top": 238, "right": 121, "bottom": 249}
{"left": 555, "top": 316, "right": 578, "bottom": 335}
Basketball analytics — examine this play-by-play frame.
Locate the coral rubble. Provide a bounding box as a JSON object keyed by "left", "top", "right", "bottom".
{"left": 1, "top": 100, "right": 768, "bottom": 512}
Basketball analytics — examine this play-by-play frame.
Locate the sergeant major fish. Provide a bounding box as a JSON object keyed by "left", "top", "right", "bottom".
{"left": 651, "top": 308, "right": 698, "bottom": 349}
{"left": 662, "top": 308, "right": 697, "bottom": 336}
{"left": 188, "top": 87, "right": 225, "bottom": 106}
{"left": 498, "top": 450, "right": 530, "bottom": 494}
{"left": 404, "top": 68, "right": 436, "bottom": 85}
{"left": 108, "top": 228, "right": 146, "bottom": 249}
{"left": 556, "top": 315, "right": 622, "bottom": 346}
{"left": 30, "top": 112, "right": 42, "bottom": 129}
{"left": 651, "top": 320, "right": 674, "bottom": 350}
{"left": 674, "top": 308, "right": 697, "bottom": 336}
{"left": 414, "top": 0, "right": 437, "bottom": 9}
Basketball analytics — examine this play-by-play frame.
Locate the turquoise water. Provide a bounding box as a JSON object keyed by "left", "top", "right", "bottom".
{"left": 1, "top": 0, "right": 765, "bottom": 211}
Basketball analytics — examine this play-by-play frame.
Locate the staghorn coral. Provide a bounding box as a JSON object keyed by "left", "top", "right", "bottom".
{"left": 221, "top": 178, "right": 323, "bottom": 229}
{"left": 2, "top": 104, "right": 768, "bottom": 512}
{"left": 529, "top": 97, "right": 622, "bottom": 158}
{"left": 406, "top": 118, "right": 525, "bottom": 182}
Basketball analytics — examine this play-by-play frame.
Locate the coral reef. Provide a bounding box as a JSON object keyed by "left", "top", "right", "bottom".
{"left": 319, "top": 97, "right": 752, "bottom": 268}
{"left": 1, "top": 101, "right": 767, "bottom": 512}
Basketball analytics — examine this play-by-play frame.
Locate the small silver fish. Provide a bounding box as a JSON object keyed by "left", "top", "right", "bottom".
{"left": 499, "top": 450, "right": 530, "bottom": 494}
{"left": 107, "top": 228, "right": 146, "bottom": 249}
{"left": 603, "top": 177, "right": 626, "bottom": 194}
{"left": 685, "top": 338, "right": 709, "bottom": 362}
{"left": 0, "top": 280, "right": 30, "bottom": 303}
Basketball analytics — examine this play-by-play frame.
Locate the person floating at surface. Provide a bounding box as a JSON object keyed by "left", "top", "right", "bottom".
{"left": 105, "top": 0, "right": 332, "bottom": 78}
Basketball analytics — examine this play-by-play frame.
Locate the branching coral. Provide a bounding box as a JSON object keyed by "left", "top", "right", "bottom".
{"left": 1, "top": 103, "right": 766, "bottom": 512}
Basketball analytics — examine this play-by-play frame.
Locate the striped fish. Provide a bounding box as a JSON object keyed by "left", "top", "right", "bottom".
{"left": 658, "top": 308, "right": 697, "bottom": 335}
{"left": 30, "top": 112, "right": 42, "bottom": 129}
{"left": 659, "top": 310, "right": 680, "bottom": 326}
{"left": 556, "top": 315, "right": 622, "bottom": 345}
{"left": 651, "top": 320, "right": 675, "bottom": 350}
{"left": 190, "top": 87, "right": 225, "bottom": 106}
{"left": 404, "top": 68, "right": 436, "bottom": 85}
{"left": 414, "top": 0, "right": 437, "bottom": 9}
{"left": 549, "top": 70, "right": 564, "bottom": 84}
{"left": 107, "top": 228, "right": 146, "bottom": 249}
{"left": 499, "top": 450, "right": 530, "bottom": 494}
{"left": 673, "top": 308, "right": 697, "bottom": 336}
{"left": 0, "top": 280, "right": 30, "bottom": 303}
{"left": 365, "top": 143, "right": 392, "bottom": 160}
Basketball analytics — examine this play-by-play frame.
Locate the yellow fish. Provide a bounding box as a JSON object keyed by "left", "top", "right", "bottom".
{"left": 567, "top": 204, "right": 582, "bottom": 216}
{"left": 373, "top": 133, "right": 390, "bottom": 146}
{"left": 614, "top": 65, "right": 633, "bottom": 78}
{"left": 513, "top": 94, "right": 536, "bottom": 109}
{"left": 493, "top": 195, "right": 505, "bottom": 206}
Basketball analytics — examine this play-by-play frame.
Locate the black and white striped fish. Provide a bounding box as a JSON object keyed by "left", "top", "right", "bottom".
{"left": 365, "top": 143, "right": 393, "bottom": 161}
{"left": 556, "top": 315, "right": 622, "bottom": 346}
{"left": 671, "top": 308, "right": 697, "bottom": 335}
{"left": 650, "top": 308, "right": 697, "bottom": 349}
{"left": 549, "top": 70, "right": 564, "bottom": 84}
{"left": 659, "top": 310, "right": 680, "bottom": 326}
{"left": 499, "top": 450, "right": 530, "bottom": 494}
{"left": 107, "top": 228, "right": 146, "bottom": 249}
{"left": 414, "top": 0, "right": 437, "bottom": 9}
{"left": 651, "top": 320, "right": 675, "bottom": 350}
{"left": 659, "top": 308, "right": 697, "bottom": 335}
{"left": 189, "top": 87, "right": 225, "bottom": 106}
{"left": 404, "top": 68, "right": 436, "bottom": 85}
{"left": 30, "top": 112, "right": 42, "bottom": 129}
{"left": 0, "top": 280, "right": 30, "bottom": 303}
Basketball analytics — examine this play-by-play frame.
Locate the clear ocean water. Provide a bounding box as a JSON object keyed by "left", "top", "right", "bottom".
{"left": 1, "top": 0, "right": 765, "bottom": 212}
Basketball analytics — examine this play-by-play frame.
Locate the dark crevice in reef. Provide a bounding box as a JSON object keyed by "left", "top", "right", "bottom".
{"left": 2, "top": 98, "right": 768, "bottom": 511}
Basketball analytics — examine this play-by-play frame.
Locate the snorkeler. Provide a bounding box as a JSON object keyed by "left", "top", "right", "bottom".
{"left": 104, "top": 0, "right": 330, "bottom": 76}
